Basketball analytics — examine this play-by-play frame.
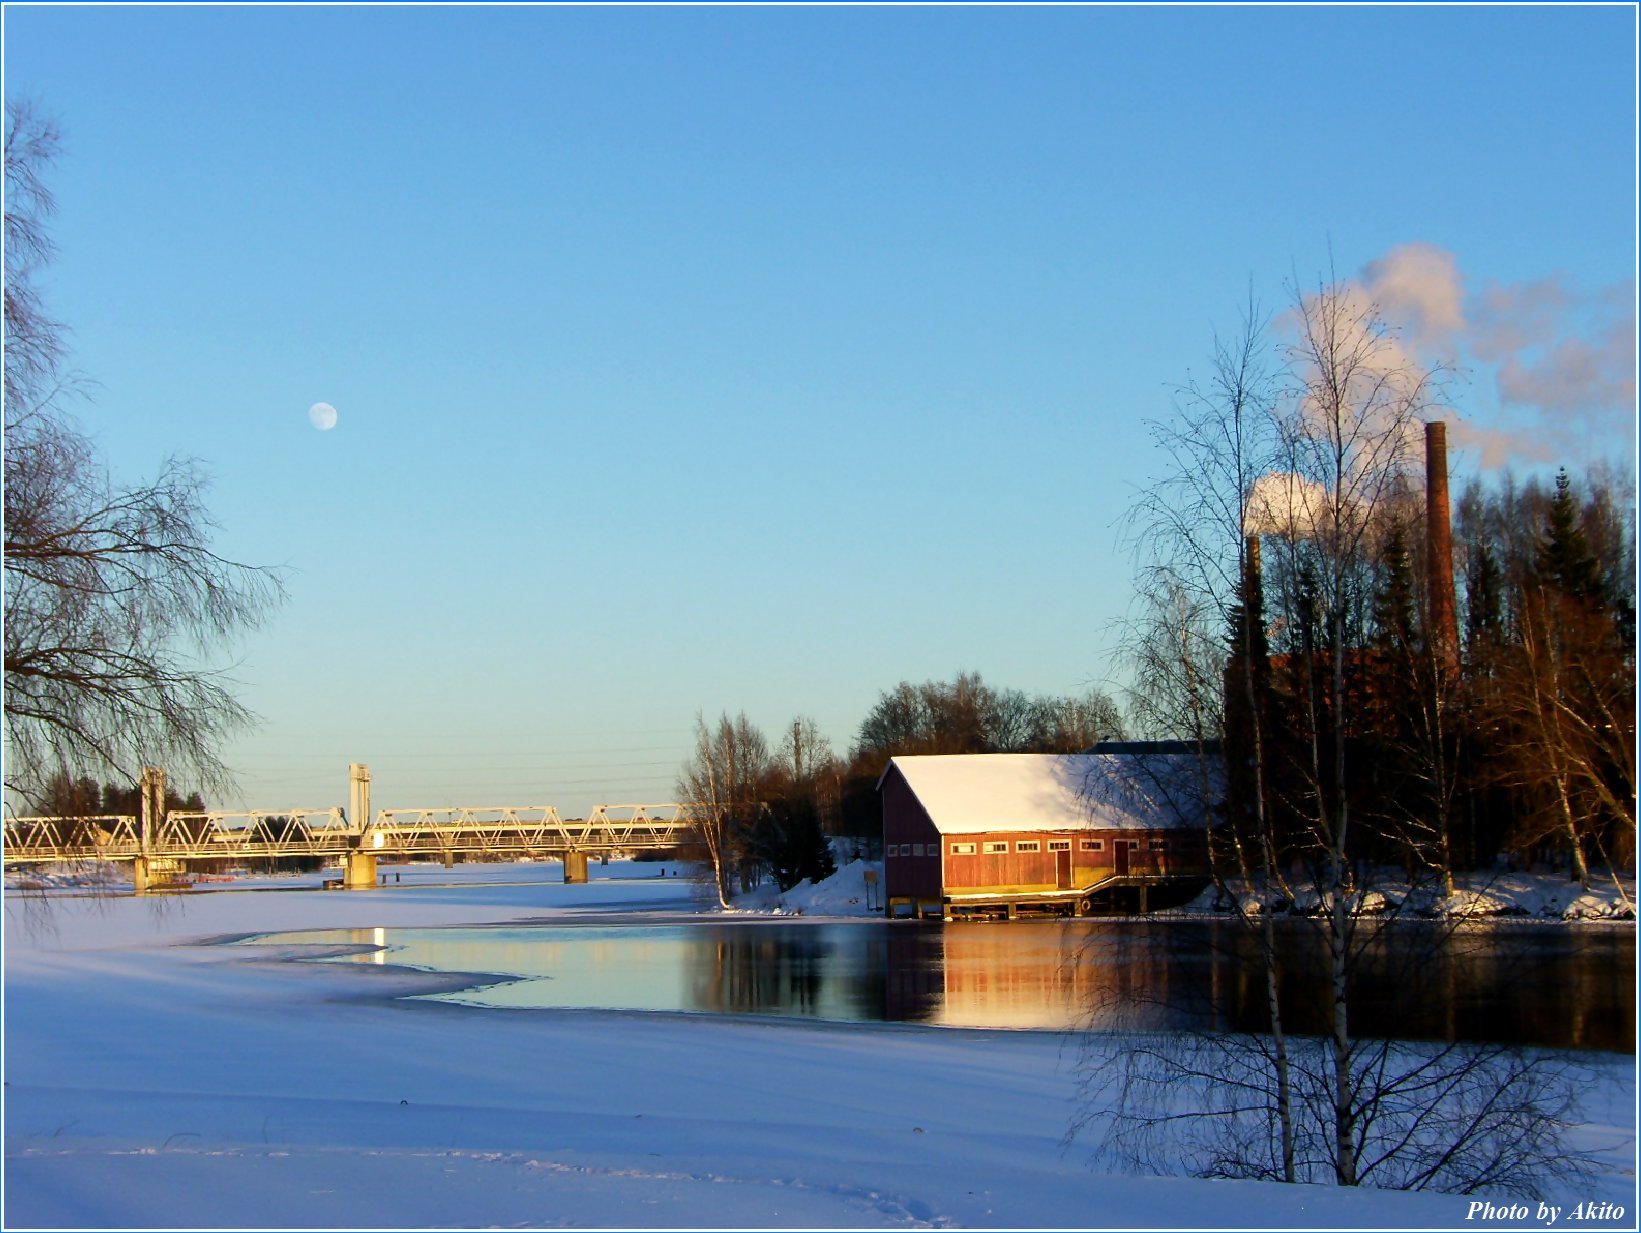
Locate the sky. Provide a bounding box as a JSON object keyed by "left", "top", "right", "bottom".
{"left": 3, "top": 5, "right": 1635, "bottom": 817}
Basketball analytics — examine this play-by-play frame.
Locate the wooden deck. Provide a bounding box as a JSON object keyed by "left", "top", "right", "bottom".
{"left": 890, "top": 872, "right": 1210, "bottom": 921}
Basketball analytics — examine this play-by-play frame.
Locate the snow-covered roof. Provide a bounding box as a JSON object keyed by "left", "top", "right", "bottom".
{"left": 881, "top": 752, "right": 1220, "bottom": 835}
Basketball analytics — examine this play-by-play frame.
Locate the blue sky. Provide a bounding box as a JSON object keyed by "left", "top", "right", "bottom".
{"left": 4, "top": 5, "right": 1634, "bottom": 815}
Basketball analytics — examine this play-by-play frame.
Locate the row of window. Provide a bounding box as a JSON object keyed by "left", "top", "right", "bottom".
{"left": 886, "top": 838, "right": 1170, "bottom": 857}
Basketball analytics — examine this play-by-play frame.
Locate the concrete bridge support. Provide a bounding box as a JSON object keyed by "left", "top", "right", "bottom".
{"left": 344, "top": 763, "right": 376, "bottom": 889}
{"left": 562, "top": 850, "right": 589, "bottom": 884}
{"left": 131, "top": 855, "right": 184, "bottom": 894}
{"left": 344, "top": 851, "right": 377, "bottom": 889}
{"left": 133, "top": 767, "right": 167, "bottom": 894}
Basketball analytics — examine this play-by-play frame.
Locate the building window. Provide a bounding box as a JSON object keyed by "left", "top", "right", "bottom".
{"left": 912, "top": 843, "right": 925, "bottom": 857}
{"left": 1081, "top": 839, "right": 1104, "bottom": 852}
{"left": 1048, "top": 841, "right": 1071, "bottom": 852}
{"left": 900, "top": 844, "right": 913, "bottom": 856}
{"left": 1016, "top": 841, "right": 1041, "bottom": 853}
{"left": 1149, "top": 839, "right": 1168, "bottom": 851}
{"left": 983, "top": 841, "right": 1008, "bottom": 854}
{"left": 951, "top": 842, "right": 976, "bottom": 855}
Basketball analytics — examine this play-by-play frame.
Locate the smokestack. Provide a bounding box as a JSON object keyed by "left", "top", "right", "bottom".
{"left": 1425, "top": 420, "right": 1459, "bottom": 673}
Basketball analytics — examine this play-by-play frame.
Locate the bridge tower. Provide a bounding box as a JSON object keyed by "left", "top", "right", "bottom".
{"left": 344, "top": 762, "right": 377, "bottom": 889}
{"left": 131, "top": 766, "right": 167, "bottom": 894}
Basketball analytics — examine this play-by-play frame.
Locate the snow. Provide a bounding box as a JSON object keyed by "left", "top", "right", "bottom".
{"left": 885, "top": 753, "right": 1213, "bottom": 834}
{"left": 1184, "top": 869, "right": 1638, "bottom": 923}
{"left": 727, "top": 858, "right": 884, "bottom": 917}
{"left": 4, "top": 860, "right": 1634, "bottom": 1230}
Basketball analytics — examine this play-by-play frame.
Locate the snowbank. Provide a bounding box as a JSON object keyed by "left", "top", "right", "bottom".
{"left": 720, "top": 860, "right": 1638, "bottom": 926}
{"left": 728, "top": 858, "right": 883, "bottom": 917}
{"left": 1183, "top": 868, "right": 1637, "bottom": 924}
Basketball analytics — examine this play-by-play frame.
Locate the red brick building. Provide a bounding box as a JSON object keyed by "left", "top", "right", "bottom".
{"left": 879, "top": 751, "right": 1217, "bottom": 918}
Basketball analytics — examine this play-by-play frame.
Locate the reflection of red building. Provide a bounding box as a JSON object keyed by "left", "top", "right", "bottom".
{"left": 879, "top": 752, "right": 1217, "bottom": 919}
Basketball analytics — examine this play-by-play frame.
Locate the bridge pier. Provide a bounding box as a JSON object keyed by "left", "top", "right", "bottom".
{"left": 562, "top": 850, "right": 589, "bottom": 884}
{"left": 344, "top": 851, "right": 377, "bottom": 889}
{"left": 132, "top": 855, "right": 184, "bottom": 894}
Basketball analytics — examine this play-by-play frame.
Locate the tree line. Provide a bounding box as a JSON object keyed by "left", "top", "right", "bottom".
{"left": 1215, "top": 462, "right": 1635, "bottom": 901}
{"left": 34, "top": 771, "right": 205, "bottom": 820}
{"left": 677, "top": 672, "right": 1125, "bottom": 905}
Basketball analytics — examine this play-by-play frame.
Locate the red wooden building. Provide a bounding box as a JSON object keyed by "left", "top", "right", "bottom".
{"left": 879, "top": 751, "right": 1217, "bottom": 919}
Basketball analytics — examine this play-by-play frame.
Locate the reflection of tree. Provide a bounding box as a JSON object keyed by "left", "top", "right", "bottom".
{"left": 883, "top": 928, "right": 943, "bottom": 1024}
{"left": 684, "top": 926, "right": 832, "bottom": 1018}
{"left": 674, "top": 921, "right": 1628, "bottom": 1052}
{"left": 847, "top": 934, "right": 891, "bottom": 1022}
{"left": 783, "top": 931, "right": 825, "bottom": 1013}
{"left": 1075, "top": 920, "right": 1625, "bottom": 1194}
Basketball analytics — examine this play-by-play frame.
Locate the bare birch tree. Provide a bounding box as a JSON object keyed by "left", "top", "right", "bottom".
{"left": 1115, "top": 295, "right": 1300, "bottom": 1180}
{"left": 1080, "top": 276, "right": 1591, "bottom": 1196}
{"left": 3, "top": 102, "right": 284, "bottom": 805}
{"left": 1271, "top": 273, "right": 1449, "bottom": 1186}
{"left": 677, "top": 712, "right": 770, "bottom": 907}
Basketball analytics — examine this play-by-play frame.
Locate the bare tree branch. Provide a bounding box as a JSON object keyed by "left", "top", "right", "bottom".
{"left": 3, "top": 100, "right": 285, "bottom": 805}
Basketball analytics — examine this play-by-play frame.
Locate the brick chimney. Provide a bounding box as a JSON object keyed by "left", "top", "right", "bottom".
{"left": 1425, "top": 420, "right": 1459, "bottom": 673}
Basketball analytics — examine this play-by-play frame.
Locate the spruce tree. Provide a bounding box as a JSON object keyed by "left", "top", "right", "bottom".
{"left": 1224, "top": 537, "right": 1271, "bottom": 835}
{"left": 1537, "top": 469, "right": 1603, "bottom": 605}
{"left": 1465, "top": 540, "right": 1504, "bottom": 654}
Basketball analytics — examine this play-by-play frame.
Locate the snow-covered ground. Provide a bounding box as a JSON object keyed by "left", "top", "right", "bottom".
{"left": 1177, "top": 868, "right": 1637, "bottom": 923}
{"left": 726, "top": 857, "right": 885, "bottom": 917}
{"left": 3, "top": 860, "right": 1635, "bottom": 1230}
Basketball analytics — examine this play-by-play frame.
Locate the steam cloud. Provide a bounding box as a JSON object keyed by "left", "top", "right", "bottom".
{"left": 1244, "top": 472, "right": 1331, "bottom": 539}
{"left": 1355, "top": 244, "right": 1635, "bottom": 470}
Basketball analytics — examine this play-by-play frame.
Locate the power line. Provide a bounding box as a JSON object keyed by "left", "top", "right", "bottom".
{"left": 226, "top": 745, "right": 688, "bottom": 762}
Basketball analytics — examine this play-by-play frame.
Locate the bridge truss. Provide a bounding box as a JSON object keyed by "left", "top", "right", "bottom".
{"left": 369, "top": 805, "right": 691, "bottom": 858}
{"left": 4, "top": 804, "right": 694, "bottom": 865}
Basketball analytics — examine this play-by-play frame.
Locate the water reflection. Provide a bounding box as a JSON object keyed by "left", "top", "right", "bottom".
{"left": 250, "top": 920, "right": 1634, "bottom": 1051}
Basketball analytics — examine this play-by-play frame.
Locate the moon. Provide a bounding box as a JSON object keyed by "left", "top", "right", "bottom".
{"left": 308, "top": 402, "right": 338, "bottom": 431}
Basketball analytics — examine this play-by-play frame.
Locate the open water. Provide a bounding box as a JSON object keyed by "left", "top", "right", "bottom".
{"left": 252, "top": 917, "right": 1634, "bottom": 1052}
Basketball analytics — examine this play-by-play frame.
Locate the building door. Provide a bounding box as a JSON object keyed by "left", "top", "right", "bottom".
{"left": 1115, "top": 840, "right": 1135, "bottom": 876}
{"left": 1056, "top": 847, "right": 1073, "bottom": 889}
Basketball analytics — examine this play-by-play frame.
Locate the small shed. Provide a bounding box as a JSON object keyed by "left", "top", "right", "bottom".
{"left": 878, "top": 751, "right": 1219, "bottom": 919}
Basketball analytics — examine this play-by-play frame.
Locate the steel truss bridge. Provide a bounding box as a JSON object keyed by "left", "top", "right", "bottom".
{"left": 4, "top": 764, "right": 696, "bottom": 891}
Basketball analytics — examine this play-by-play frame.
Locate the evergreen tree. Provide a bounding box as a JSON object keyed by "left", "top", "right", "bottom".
{"left": 1227, "top": 539, "right": 1271, "bottom": 665}
{"left": 1224, "top": 537, "right": 1271, "bottom": 835}
{"left": 1370, "top": 520, "right": 1419, "bottom": 657}
{"left": 1464, "top": 541, "right": 1504, "bottom": 656}
{"left": 1536, "top": 469, "right": 1603, "bottom": 605}
{"left": 1363, "top": 518, "right": 1442, "bottom": 869}
{"left": 757, "top": 797, "right": 837, "bottom": 892}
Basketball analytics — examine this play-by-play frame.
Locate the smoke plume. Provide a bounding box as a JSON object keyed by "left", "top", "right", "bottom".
{"left": 1354, "top": 245, "right": 1635, "bottom": 471}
